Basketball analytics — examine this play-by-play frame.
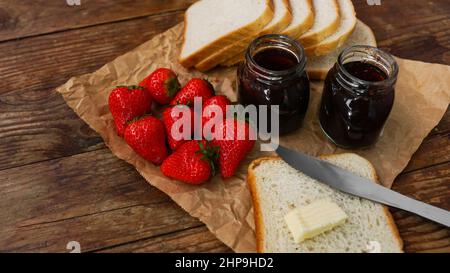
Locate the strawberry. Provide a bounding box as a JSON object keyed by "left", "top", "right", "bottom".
{"left": 162, "top": 105, "right": 194, "bottom": 151}
{"left": 202, "top": 95, "right": 231, "bottom": 124}
{"left": 140, "top": 68, "right": 181, "bottom": 105}
{"left": 161, "top": 140, "right": 218, "bottom": 185}
{"left": 124, "top": 116, "right": 168, "bottom": 165}
{"left": 170, "top": 78, "right": 214, "bottom": 106}
{"left": 202, "top": 95, "right": 231, "bottom": 138}
{"left": 211, "top": 119, "right": 256, "bottom": 178}
{"left": 108, "top": 85, "right": 152, "bottom": 137}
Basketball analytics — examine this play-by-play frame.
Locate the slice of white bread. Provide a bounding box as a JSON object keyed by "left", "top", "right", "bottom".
{"left": 260, "top": 0, "right": 293, "bottom": 35}
{"left": 247, "top": 154, "right": 403, "bottom": 253}
{"left": 222, "top": 0, "right": 314, "bottom": 67}
{"left": 196, "top": 0, "right": 292, "bottom": 72}
{"left": 298, "top": 0, "right": 340, "bottom": 47}
{"left": 305, "top": 0, "right": 356, "bottom": 56}
{"left": 281, "top": 0, "right": 315, "bottom": 38}
{"left": 179, "top": 0, "right": 274, "bottom": 68}
{"left": 307, "top": 19, "right": 377, "bottom": 80}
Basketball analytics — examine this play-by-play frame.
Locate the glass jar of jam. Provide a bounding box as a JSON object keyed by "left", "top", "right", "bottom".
{"left": 319, "top": 45, "right": 399, "bottom": 149}
{"left": 237, "top": 34, "right": 310, "bottom": 135}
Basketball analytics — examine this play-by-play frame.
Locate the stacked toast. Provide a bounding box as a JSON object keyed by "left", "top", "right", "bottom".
{"left": 179, "top": 0, "right": 377, "bottom": 79}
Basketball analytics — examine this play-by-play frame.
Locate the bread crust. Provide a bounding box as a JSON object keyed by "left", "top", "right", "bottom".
{"left": 305, "top": 0, "right": 356, "bottom": 56}
{"left": 318, "top": 153, "right": 403, "bottom": 252}
{"left": 221, "top": 52, "right": 245, "bottom": 67}
{"left": 222, "top": 0, "right": 315, "bottom": 67}
{"left": 247, "top": 154, "right": 404, "bottom": 253}
{"left": 306, "top": 69, "right": 328, "bottom": 80}
{"left": 180, "top": 0, "right": 274, "bottom": 68}
{"left": 196, "top": 0, "right": 293, "bottom": 72}
{"left": 383, "top": 206, "right": 404, "bottom": 251}
{"left": 306, "top": 20, "right": 377, "bottom": 80}
{"left": 260, "top": 0, "right": 293, "bottom": 35}
{"left": 281, "top": 0, "right": 315, "bottom": 39}
{"left": 298, "top": 0, "right": 340, "bottom": 47}
{"left": 305, "top": 24, "right": 354, "bottom": 56}
{"left": 247, "top": 156, "right": 280, "bottom": 253}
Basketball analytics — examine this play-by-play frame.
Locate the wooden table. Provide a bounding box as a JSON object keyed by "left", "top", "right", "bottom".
{"left": 0, "top": 0, "right": 449, "bottom": 253}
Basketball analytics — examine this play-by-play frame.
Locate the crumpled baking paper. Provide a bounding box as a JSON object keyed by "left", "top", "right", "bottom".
{"left": 56, "top": 23, "right": 450, "bottom": 252}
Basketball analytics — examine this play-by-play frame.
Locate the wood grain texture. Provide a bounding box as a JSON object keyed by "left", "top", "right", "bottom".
{"left": 0, "top": 0, "right": 195, "bottom": 42}
{"left": 432, "top": 110, "right": 450, "bottom": 136}
{"left": 404, "top": 130, "right": 450, "bottom": 173}
{"left": 0, "top": 145, "right": 447, "bottom": 253}
{"left": 0, "top": 2, "right": 448, "bottom": 172}
{"left": 0, "top": 149, "right": 202, "bottom": 252}
{"left": 0, "top": 11, "right": 184, "bottom": 171}
{"left": 353, "top": 0, "right": 450, "bottom": 65}
{"left": 98, "top": 226, "right": 232, "bottom": 253}
{"left": 392, "top": 162, "right": 450, "bottom": 253}
{"left": 0, "top": 0, "right": 449, "bottom": 253}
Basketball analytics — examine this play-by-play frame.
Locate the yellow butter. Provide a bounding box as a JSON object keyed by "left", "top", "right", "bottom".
{"left": 284, "top": 200, "right": 348, "bottom": 243}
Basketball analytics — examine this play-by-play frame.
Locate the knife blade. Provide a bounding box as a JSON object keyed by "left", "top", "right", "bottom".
{"left": 275, "top": 144, "right": 450, "bottom": 227}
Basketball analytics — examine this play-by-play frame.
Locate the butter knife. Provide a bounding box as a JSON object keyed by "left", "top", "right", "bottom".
{"left": 275, "top": 144, "right": 450, "bottom": 227}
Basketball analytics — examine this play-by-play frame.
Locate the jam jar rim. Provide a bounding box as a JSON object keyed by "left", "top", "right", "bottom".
{"left": 337, "top": 45, "right": 399, "bottom": 88}
{"left": 245, "top": 34, "right": 307, "bottom": 81}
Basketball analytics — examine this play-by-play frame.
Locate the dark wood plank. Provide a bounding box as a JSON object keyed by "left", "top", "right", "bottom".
{"left": 404, "top": 129, "right": 450, "bottom": 173}
{"left": 392, "top": 162, "right": 450, "bottom": 253}
{"left": 432, "top": 109, "right": 450, "bottom": 136}
{"left": 0, "top": 145, "right": 447, "bottom": 253}
{"left": 0, "top": 11, "right": 184, "bottom": 95}
{"left": 0, "top": 0, "right": 449, "bottom": 253}
{"left": 1, "top": 203, "right": 203, "bottom": 253}
{"left": 1, "top": 1, "right": 449, "bottom": 173}
{"left": 0, "top": 0, "right": 195, "bottom": 42}
{"left": 98, "top": 226, "right": 232, "bottom": 253}
{"left": 0, "top": 11, "right": 184, "bottom": 171}
{"left": 101, "top": 162, "right": 450, "bottom": 253}
{"left": 353, "top": 0, "right": 450, "bottom": 65}
{"left": 0, "top": 148, "right": 202, "bottom": 252}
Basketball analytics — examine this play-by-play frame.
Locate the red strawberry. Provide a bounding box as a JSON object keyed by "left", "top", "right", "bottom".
{"left": 211, "top": 119, "right": 256, "bottom": 178}
{"left": 140, "top": 68, "right": 181, "bottom": 105}
{"left": 202, "top": 95, "right": 231, "bottom": 138}
{"left": 170, "top": 78, "right": 214, "bottom": 106}
{"left": 202, "top": 95, "right": 231, "bottom": 124}
{"left": 162, "top": 105, "right": 194, "bottom": 151}
{"left": 108, "top": 86, "right": 152, "bottom": 137}
{"left": 161, "top": 140, "right": 218, "bottom": 185}
{"left": 124, "top": 116, "right": 168, "bottom": 165}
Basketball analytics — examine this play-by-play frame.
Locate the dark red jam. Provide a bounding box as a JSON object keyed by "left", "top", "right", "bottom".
{"left": 319, "top": 47, "right": 399, "bottom": 149}
{"left": 253, "top": 48, "right": 298, "bottom": 71}
{"left": 344, "top": 61, "right": 387, "bottom": 82}
{"left": 238, "top": 35, "right": 310, "bottom": 135}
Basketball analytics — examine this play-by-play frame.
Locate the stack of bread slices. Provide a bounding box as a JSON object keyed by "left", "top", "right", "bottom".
{"left": 179, "top": 0, "right": 377, "bottom": 80}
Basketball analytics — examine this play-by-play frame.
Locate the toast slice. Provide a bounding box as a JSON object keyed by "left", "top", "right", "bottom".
{"left": 307, "top": 20, "right": 376, "bottom": 80}
{"left": 305, "top": 0, "right": 356, "bottom": 56}
{"left": 222, "top": 0, "right": 314, "bottom": 67}
{"left": 298, "top": 0, "right": 340, "bottom": 47}
{"left": 196, "top": 0, "right": 292, "bottom": 72}
{"left": 179, "top": 0, "right": 274, "bottom": 68}
{"left": 281, "top": 0, "right": 315, "bottom": 38}
{"left": 247, "top": 154, "right": 403, "bottom": 253}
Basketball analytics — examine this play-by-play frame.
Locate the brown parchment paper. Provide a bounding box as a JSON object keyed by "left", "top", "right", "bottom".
{"left": 56, "top": 23, "right": 450, "bottom": 253}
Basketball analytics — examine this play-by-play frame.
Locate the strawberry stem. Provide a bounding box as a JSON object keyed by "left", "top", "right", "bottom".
{"left": 127, "top": 113, "right": 152, "bottom": 125}
{"left": 165, "top": 78, "right": 181, "bottom": 98}
{"left": 195, "top": 141, "right": 219, "bottom": 177}
{"left": 116, "top": 85, "right": 146, "bottom": 91}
